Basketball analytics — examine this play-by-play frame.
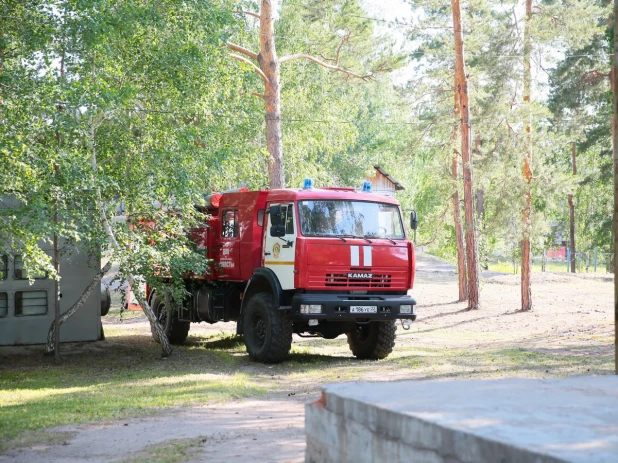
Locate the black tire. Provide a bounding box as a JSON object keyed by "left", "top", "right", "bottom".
{"left": 346, "top": 321, "right": 397, "bottom": 360}
{"left": 242, "top": 293, "right": 292, "bottom": 363}
{"left": 150, "top": 294, "right": 190, "bottom": 345}
{"left": 100, "top": 285, "right": 111, "bottom": 316}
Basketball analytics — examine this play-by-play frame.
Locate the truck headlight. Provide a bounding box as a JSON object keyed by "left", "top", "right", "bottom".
{"left": 400, "top": 304, "right": 414, "bottom": 314}
{"left": 300, "top": 304, "right": 322, "bottom": 314}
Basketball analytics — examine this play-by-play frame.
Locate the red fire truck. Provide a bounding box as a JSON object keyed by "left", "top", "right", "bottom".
{"left": 147, "top": 180, "right": 417, "bottom": 363}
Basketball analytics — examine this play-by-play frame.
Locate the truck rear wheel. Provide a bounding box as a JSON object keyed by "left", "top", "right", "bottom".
{"left": 347, "top": 321, "right": 396, "bottom": 360}
{"left": 150, "top": 294, "right": 190, "bottom": 345}
{"left": 242, "top": 293, "right": 292, "bottom": 364}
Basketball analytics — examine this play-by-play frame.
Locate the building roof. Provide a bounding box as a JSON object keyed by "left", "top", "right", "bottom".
{"left": 373, "top": 165, "right": 405, "bottom": 191}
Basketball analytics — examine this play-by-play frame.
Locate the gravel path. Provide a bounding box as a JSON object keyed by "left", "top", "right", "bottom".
{"left": 1, "top": 400, "right": 307, "bottom": 463}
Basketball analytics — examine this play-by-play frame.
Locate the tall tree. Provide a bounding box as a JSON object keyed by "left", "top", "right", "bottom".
{"left": 521, "top": 0, "right": 533, "bottom": 311}
{"left": 451, "top": 0, "right": 480, "bottom": 309}
{"left": 568, "top": 142, "right": 577, "bottom": 273}
{"left": 549, "top": 5, "right": 612, "bottom": 275}
{"left": 452, "top": 90, "right": 467, "bottom": 301}
{"left": 613, "top": 0, "right": 618, "bottom": 374}
{"left": 452, "top": 147, "right": 467, "bottom": 301}
{"left": 226, "top": 0, "right": 385, "bottom": 188}
{"left": 518, "top": 0, "right": 604, "bottom": 309}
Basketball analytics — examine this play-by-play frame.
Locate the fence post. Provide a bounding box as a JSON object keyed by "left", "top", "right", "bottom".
{"left": 566, "top": 248, "right": 570, "bottom": 272}
{"left": 594, "top": 247, "right": 597, "bottom": 273}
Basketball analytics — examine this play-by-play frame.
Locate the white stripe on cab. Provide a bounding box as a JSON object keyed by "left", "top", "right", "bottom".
{"left": 363, "top": 246, "right": 372, "bottom": 266}
{"left": 351, "top": 246, "right": 359, "bottom": 266}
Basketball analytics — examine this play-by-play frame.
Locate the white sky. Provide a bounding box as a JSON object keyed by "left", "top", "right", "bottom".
{"left": 362, "top": 0, "right": 424, "bottom": 86}
{"left": 362, "top": 0, "right": 551, "bottom": 97}
{"left": 363, "top": 0, "right": 413, "bottom": 21}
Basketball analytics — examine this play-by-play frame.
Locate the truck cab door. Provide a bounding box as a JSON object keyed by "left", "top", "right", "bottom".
{"left": 219, "top": 209, "right": 241, "bottom": 280}
{"left": 264, "top": 203, "right": 296, "bottom": 290}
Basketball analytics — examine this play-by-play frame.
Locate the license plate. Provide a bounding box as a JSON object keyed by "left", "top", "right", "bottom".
{"left": 350, "top": 305, "right": 377, "bottom": 314}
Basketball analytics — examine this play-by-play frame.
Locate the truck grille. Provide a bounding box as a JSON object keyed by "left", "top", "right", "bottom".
{"left": 325, "top": 273, "right": 392, "bottom": 288}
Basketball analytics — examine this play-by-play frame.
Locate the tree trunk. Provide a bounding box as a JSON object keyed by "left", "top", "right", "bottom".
{"left": 451, "top": 92, "right": 467, "bottom": 301}
{"left": 520, "top": 0, "right": 533, "bottom": 312}
{"left": 52, "top": 45, "right": 65, "bottom": 361}
{"left": 569, "top": 142, "right": 577, "bottom": 273}
{"left": 452, "top": 150, "right": 467, "bottom": 302}
{"left": 259, "top": 0, "right": 284, "bottom": 189}
{"left": 46, "top": 260, "right": 112, "bottom": 354}
{"left": 53, "top": 220, "right": 60, "bottom": 361}
{"left": 89, "top": 118, "right": 172, "bottom": 357}
{"left": 612, "top": 0, "right": 618, "bottom": 374}
{"left": 0, "top": 31, "right": 3, "bottom": 117}
{"left": 451, "top": 0, "right": 479, "bottom": 309}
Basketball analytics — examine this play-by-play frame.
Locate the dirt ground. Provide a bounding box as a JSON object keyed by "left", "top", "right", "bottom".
{"left": 1, "top": 253, "right": 614, "bottom": 463}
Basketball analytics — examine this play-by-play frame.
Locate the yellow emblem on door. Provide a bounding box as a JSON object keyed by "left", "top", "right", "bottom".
{"left": 273, "top": 243, "right": 281, "bottom": 258}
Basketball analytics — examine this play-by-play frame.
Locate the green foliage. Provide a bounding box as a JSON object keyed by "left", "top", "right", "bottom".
{"left": 226, "top": 0, "right": 410, "bottom": 189}
{"left": 549, "top": 7, "right": 613, "bottom": 256}
{"left": 0, "top": 0, "right": 613, "bottom": 283}
{"left": 0, "top": 0, "right": 264, "bottom": 295}
{"left": 401, "top": 0, "right": 609, "bottom": 259}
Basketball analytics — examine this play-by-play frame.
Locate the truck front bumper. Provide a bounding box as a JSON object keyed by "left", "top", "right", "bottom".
{"left": 289, "top": 293, "right": 417, "bottom": 322}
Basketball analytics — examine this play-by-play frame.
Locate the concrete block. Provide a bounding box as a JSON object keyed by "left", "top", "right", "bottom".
{"left": 344, "top": 418, "right": 374, "bottom": 463}
{"left": 306, "top": 377, "right": 618, "bottom": 463}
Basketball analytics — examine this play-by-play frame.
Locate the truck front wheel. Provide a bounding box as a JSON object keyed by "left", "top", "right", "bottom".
{"left": 150, "top": 294, "right": 190, "bottom": 345}
{"left": 242, "top": 293, "right": 292, "bottom": 363}
{"left": 347, "top": 321, "right": 396, "bottom": 360}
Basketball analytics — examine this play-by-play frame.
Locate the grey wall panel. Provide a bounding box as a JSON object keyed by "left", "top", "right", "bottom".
{"left": 0, "top": 242, "right": 101, "bottom": 346}
{"left": 57, "top": 246, "right": 101, "bottom": 343}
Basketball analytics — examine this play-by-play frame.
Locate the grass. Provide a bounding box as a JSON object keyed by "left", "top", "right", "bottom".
{"left": 487, "top": 259, "right": 611, "bottom": 274}
{"left": 118, "top": 436, "right": 208, "bottom": 463}
{"left": 0, "top": 324, "right": 614, "bottom": 454}
{"left": 0, "top": 330, "right": 265, "bottom": 452}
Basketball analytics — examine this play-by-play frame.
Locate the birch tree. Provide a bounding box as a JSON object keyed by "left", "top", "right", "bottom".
{"left": 1, "top": 0, "right": 247, "bottom": 356}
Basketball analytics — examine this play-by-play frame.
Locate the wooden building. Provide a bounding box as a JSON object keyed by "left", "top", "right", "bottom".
{"left": 365, "top": 165, "right": 405, "bottom": 197}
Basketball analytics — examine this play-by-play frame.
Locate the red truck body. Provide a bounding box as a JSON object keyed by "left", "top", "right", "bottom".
{"left": 149, "top": 185, "right": 417, "bottom": 363}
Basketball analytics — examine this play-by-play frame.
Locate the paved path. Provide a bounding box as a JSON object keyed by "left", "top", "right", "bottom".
{"left": 415, "top": 253, "right": 506, "bottom": 278}
{"left": 1, "top": 400, "right": 307, "bottom": 463}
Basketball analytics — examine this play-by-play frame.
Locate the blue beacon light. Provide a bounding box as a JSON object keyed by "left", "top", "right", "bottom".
{"left": 362, "top": 181, "right": 372, "bottom": 192}
{"left": 303, "top": 178, "right": 314, "bottom": 189}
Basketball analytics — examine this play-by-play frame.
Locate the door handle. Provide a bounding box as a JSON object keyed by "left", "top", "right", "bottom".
{"left": 265, "top": 252, "right": 271, "bottom": 256}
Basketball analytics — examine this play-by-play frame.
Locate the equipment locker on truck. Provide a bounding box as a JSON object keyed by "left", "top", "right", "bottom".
{"left": 147, "top": 180, "right": 417, "bottom": 363}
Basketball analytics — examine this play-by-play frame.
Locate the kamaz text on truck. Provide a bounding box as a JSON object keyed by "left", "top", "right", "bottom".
{"left": 146, "top": 180, "right": 418, "bottom": 363}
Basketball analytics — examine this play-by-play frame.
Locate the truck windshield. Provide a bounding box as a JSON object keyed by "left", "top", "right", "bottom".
{"left": 298, "top": 200, "right": 405, "bottom": 239}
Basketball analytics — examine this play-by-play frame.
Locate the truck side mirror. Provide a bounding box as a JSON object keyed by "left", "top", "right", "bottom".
{"left": 268, "top": 205, "right": 286, "bottom": 237}
{"left": 270, "top": 225, "right": 286, "bottom": 237}
{"left": 269, "top": 205, "right": 282, "bottom": 226}
{"left": 410, "top": 210, "right": 418, "bottom": 230}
